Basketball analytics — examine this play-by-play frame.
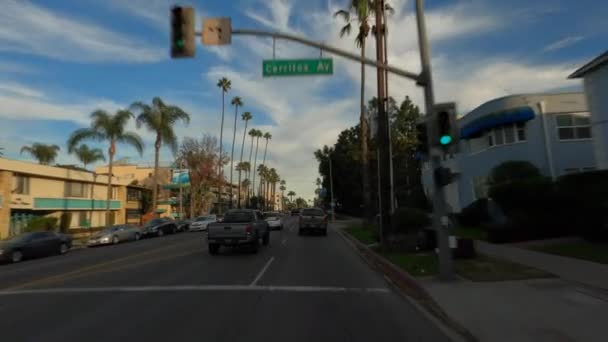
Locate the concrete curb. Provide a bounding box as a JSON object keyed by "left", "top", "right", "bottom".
{"left": 337, "top": 226, "right": 478, "bottom": 342}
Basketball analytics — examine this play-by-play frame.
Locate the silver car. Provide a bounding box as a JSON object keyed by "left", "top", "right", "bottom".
{"left": 189, "top": 215, "right": 217, "bottom": 232}
{"left": 87, "top": 224, "right": 142, "bottom": 246}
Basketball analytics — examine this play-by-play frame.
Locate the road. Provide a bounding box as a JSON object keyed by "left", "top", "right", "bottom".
{"left": 0, "top": 217, "right": 451, "bottom": 342}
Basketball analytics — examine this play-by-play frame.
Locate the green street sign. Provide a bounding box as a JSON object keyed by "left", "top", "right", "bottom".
{"left": 263, "top": 58, "right": 333, "bottom": 77}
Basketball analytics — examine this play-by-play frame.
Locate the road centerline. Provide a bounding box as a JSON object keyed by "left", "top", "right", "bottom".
{"left": 250, "top": 257, "right": 274, "bottom": 286}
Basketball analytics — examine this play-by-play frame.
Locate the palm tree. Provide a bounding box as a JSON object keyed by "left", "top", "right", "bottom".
{"left": 287, "top": 190, "right": 296, "bottom": 204}
{"left": 251, "top": 129, "right": 263, "bottom": 203}
{"left": 216, "top": 77, "right": 232, "bottom": 214}
{"left": 335, "top": 1, "right": 374, "bottom": 221}
{"left": 131, "top": 97, "right": 190, "bottom": 213}
{"left": 268, "top": 168, "right": 279, "bottom": 210}
{"left": 0, "top": 147, "right": 4, "bottom": 156}
{"left": 257, "top": 164, "right": 268, "bottom": 209}
{"left": 229, "top": 96, "right": 243, "bottom": 208}
{"left": 20, "top": 143, "right": 61, "bottom": 165}
{"left": 247, "top": 128, "right": 256, "bottom": 202}
{"left": 279, "top": 180, "right": 286, "bottom": 210}
{"left": 237, "top": 111, "right": 252, "bottom": 207}
{"left": 262, "top": 132, "right": 272, "bottom": 165}
{"left": 242, "top": 178, "right": 251, "bottom": 208}
{"left": 235, "top": 161, "right": 250, "bottom": 208}
{"left": 71, "top": 144, "right": 105, "bottom": 169}
{"left": 68, "top": 109, "right": 144, "bottom": 227}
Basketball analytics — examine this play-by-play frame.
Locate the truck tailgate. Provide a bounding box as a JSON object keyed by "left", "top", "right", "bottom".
{"left": 207, "top": 223, "right": 249, "bottom": 238}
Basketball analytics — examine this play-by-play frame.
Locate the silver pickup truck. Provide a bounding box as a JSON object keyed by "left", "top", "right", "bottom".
{"left": 206, "top": 209, "right": 270, "bottom": 254}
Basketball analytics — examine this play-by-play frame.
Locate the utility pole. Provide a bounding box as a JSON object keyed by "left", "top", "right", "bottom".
{"left": 179, "top": 160, "right": 184, "bottom": 219}
{"left": 328, "top": 154, "right": 335, "bottom": 222}
{"left": 416, "top": 0, "right": 454, "bottom": 280}
{"left": 375, "top": 0, "right": 392, "bottom": 245}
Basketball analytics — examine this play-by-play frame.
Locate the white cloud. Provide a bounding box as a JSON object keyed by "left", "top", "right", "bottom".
{"left": 0, "top": 81, "right": 45, "bottom": 99}
{"left": 0, "top": 60, "right": 36, "bottom": 74}
{"left": 0, "top": 0, "right": 165, "bottom": 63}
{"left": 543, "top": 36, "right": 585, "bottom": 52}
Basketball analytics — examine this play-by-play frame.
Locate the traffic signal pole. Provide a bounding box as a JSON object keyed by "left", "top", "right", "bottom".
{"left": 415, "top": 0, "right": 454, "bottom": 280}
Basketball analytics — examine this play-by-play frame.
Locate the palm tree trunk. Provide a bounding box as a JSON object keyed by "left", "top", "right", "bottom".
{"left": 105, "top": 142, "right": 115, "bottom": 228}
{"left": 248, "top": 137, "right": 254, "bottom": 205}
{"left": 229, "top": 105, "right": 238, "bottom": 209}
{"left": 218, "top": 91, "right": 225, "bottom": 214}
{"left": 252, "top": 138, "right": 260, "bottom": 206}
{"left": 238, "top": 120, "right": 249, "bottom": 208}
{"left": 262, "top": 139, "right": 269, "bottom": 165}
{"left": 237, "top": 170, "right": 242, "bottom": 208}
{"left": 152, "top": 135, "right": 161, "bottom": 215}
{"left": 360, "top": 38, "right": 372, "bottom": 222}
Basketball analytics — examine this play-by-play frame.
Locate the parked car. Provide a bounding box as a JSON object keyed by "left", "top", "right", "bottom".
{"left": 141, "top": 217, "right": 178, "bottom": 237}
{"left": 291, "top": 208, "right": 301, "bottom": 216}
{"left": 87, "top": 224, "right": 141, "bottom": 247}
{"left": 189, "top": 215, "right": 217, "bottom": 232}
{"left": 0, "top": 231, "right": 72, "bottom": 263}
{"left": 264, "top": 211, "right": 283, "bottom": 230}
{"left": 298, "top": 208, "right": 328, "bottom": 236}
{"left": 206, "top": 209, "right": 270, "bottom": 255}
{"left": 176, "top": 219, "right": 192, "bottom": 232}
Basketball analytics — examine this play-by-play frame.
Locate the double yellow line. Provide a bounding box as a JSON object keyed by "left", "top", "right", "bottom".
{"left": 6, "top": 241, "right": 202, "bottom": 291}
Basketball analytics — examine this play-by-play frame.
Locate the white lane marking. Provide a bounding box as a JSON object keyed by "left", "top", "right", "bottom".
{"left": 250, "top": 257, "right": 274, "bottom": 286}
{"left": 0, "top": 285, "right": 390, "bottom": 296}
{"left": 281, "top": 238, "right": 287, "bottom": 246}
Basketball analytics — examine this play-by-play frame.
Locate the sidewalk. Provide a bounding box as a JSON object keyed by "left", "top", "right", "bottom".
{"left": 475, "top": 240, "right": 608, "bottom": 290}
{"left": 422, "top": 277, "right": 608, "bottom": 342}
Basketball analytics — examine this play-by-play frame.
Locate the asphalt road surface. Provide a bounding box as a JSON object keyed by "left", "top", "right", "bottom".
{"left": 0, "top": 217, "right": 451, "bottom": 342}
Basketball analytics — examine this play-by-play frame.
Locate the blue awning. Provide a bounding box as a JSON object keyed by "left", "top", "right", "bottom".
{"left": 460, "top": 106, "right": 535, "bottom": 139}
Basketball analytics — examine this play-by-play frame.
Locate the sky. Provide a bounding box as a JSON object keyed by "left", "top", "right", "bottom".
{"left": 0, "top": 0, "right": 607, "bottom": 201}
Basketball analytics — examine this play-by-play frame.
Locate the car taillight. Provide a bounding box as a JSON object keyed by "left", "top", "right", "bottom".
{"left": 245, "top": 224, "right": 252, "bottom": 233}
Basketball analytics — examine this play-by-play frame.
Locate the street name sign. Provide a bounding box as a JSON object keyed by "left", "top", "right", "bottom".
{"left": 263, "top": 58, "right": 333, "bottom": 77}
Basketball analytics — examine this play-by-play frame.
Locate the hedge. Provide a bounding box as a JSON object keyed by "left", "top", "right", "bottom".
{"left": 391, "top": 207, "right": 431, "bottom": 234}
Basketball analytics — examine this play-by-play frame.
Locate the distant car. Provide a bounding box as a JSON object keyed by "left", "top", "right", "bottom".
{"left": 87, "top": 224, "right": 141, "bottom": 247}
{"left": 264, "top": 212, "right": 283, "bottom": 230}
{"left": 189, "top": 215, "right": 217, "bottom": 232}
{"left": 291, "top": 209, "right": 301, "bottom": 216}
{"left": 141, "top": 218, "right": 178, "bottom": 237}
{"left": 298, "top": 208, "right": 328, "bottom": 236}
{"left": 176, "top": 219, "right": 192, "bottom": 232}
{"left": 0, "top": 231, "right": 72, "bottom": 263}
{"left": 206, "top": 209, "right": 270, "bottom": 254}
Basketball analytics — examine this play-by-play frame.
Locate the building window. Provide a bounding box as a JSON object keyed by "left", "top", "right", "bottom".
{"left": 127, "top": 188, "right": 141, "bottom": 201}
{"left": 488, "top": 133, "right": 494, "bottom": 147}
{"left": 77, "top": 211, "right": 88, "bottom": 227}
{"left": 556, "top": 113, "right": 591, "bottom": 140}
{"left": 13, "top": 175, "right": 30, "bottom": 194}
{"left": 504, "top": 125, "right": 515, "bottom": 144}
{"left": 65, "top": 182, "right": 87, "bottom": 198}
{"left": 494, "top": 127, "right": 505, "bottom": 145}
{"left": 516, "top": 122, "right": 526, "bottom": 141}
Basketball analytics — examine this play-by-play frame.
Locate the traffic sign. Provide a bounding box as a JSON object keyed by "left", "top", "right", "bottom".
{"left": 263, "top": 58, "right": 333, "bottom": 77}
{"left": 202, "top": 18, "right": 232, "bottom": 45}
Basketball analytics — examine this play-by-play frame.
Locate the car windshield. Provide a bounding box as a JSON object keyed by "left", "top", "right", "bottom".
{"left": 264, "top": 213, "right": 280, "bottom": 219}
{"left": 301, "top": 209, "right": 325, "bottom": 217}
{"left": 196, "top": 216, "right": 214, "bottom": 221}
{"left": 2, "top": 233, "right": 34, "bottom": 243}
{"left": 222, "top": 211, "right": 253, "bottom": 223}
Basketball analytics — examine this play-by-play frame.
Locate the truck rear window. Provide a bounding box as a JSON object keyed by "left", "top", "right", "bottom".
{"left": 223, "top": 211, "right": 254, "bottom": 223}
{"left": 301, "top": 209, "right": 325, "bottom": 216}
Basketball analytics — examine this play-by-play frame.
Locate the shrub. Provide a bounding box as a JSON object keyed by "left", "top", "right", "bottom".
{"left": 487, "top": 160, "right": 542, "bottom": 187}
{"left": 391, "top": 207, "right": 431, "bottom": 234}
{"left": 456, "top": 199, "right": 490, "bottom": 226}
{"left": 25, "top": 216, "right": 58, "bottom": 232}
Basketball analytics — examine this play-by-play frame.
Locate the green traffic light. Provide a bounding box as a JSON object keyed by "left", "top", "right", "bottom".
{"left": 176, "top": 39, "right": 185, "bottom": 48}
{"left": 440, "top": 135, "right": 452, "bottom": 145}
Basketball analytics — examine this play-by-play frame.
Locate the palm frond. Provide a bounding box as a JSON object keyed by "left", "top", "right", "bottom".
{"left": 334, "top": 9, "right": 351, "bottom": 21}
{"left": 118, "top": 132, "right": 144, "bottom": 156}
{"left": 339, "top": 23, "right": 352, "bottom": 38}
{"left": 67, "top": 128, "right": 105, "bottom": 152}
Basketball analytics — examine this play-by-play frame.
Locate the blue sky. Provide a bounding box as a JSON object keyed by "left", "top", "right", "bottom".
{"left": 0, "top": 0, "right": 606, "bottom": 199}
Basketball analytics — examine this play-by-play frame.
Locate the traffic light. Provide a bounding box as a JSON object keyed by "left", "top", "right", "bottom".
{"left": 171, "top": 6, "right": 195, "bottom": 58}
{"left": 433, "top": 102, "right": 458, "bottom": 149}
{"left": 433, "top": 167, "right": 456, "bottom": 187}
{"left": 415, "top": 120, "right": 429, "bottom": 154}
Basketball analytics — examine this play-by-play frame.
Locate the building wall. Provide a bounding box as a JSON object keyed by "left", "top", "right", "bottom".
{"left": 583, "top": 64, "right": 608, "bottom": 169}
{"left": 422, "top": 93, "right": 594, "bottom": 212}
{"left": 0, "top": 170, "right": 12, "bottom": 238}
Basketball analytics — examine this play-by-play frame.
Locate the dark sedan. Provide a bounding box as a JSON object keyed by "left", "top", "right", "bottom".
{"left": 141, "top": 218, "right": 178, "bottom": 238}
{"left": 0, "top": 231, "right": 72, "bottom": 263}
